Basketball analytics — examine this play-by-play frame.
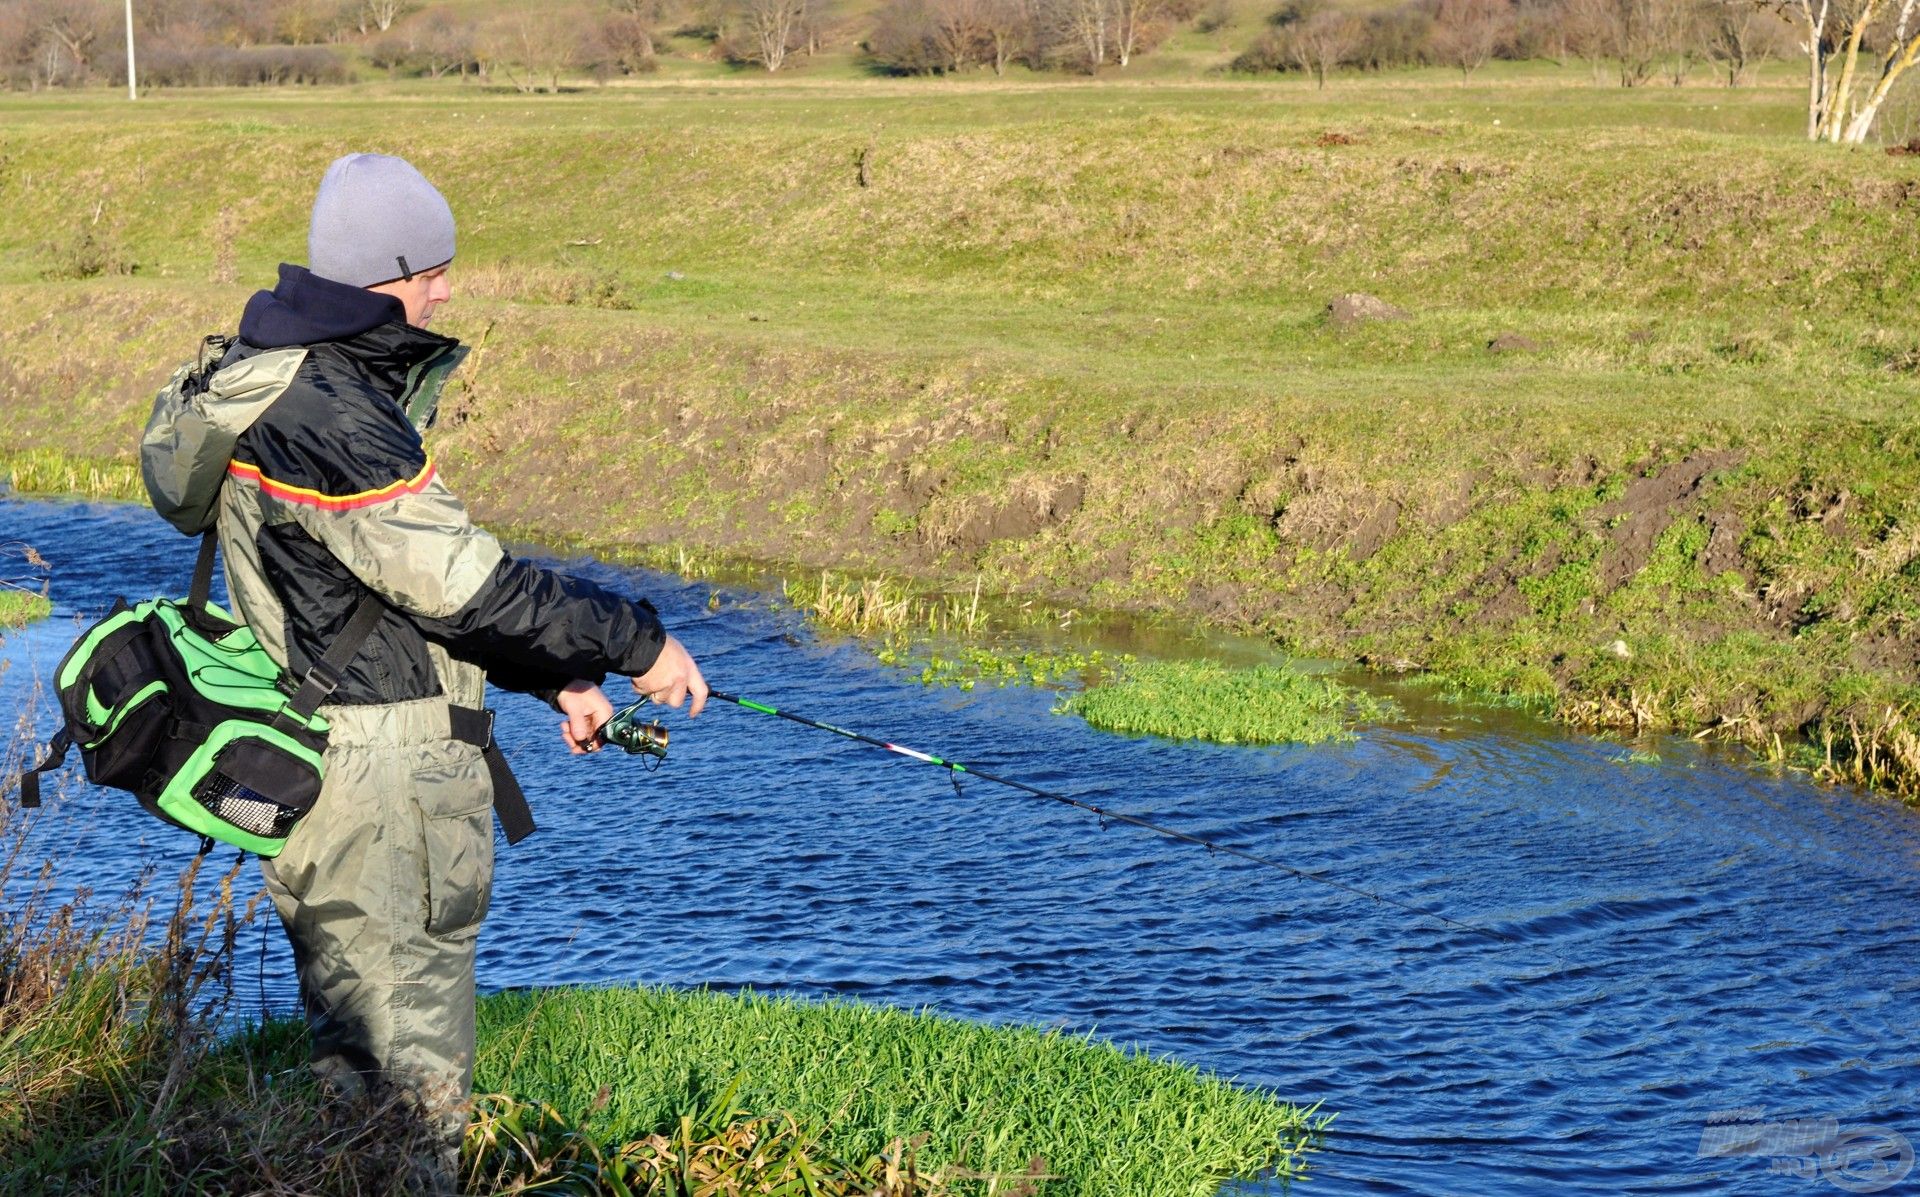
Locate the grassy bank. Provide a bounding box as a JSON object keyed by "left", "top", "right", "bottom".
{"left": 1, "top": 883, "right": 1321, "bottom": 1194}
{"left": 6, "top": 76, "right": 1920, "bottom": 791}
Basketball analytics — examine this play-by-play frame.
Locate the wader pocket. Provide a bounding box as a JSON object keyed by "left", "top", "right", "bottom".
{"left": 414, "top": 741, "right": 494, "bottom": 938}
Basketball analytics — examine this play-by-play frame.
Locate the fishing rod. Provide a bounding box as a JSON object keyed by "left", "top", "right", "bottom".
{"left": 603, "top": 689, "right": 1534, "bottom": 953}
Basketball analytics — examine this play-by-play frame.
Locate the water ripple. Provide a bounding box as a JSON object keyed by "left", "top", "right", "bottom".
{"left": 3, "top": 498, "right": 1917, "bottom": 1196}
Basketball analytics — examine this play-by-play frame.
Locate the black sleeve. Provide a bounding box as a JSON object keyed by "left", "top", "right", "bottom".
{"left": 484, "top": 661, "right": 570, "bottom": 711}
{"left": 415, "top": 555, "right": 667, "bottom": 683}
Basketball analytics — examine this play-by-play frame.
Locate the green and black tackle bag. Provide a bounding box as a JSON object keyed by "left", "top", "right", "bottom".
{"left": 17, "top": 533, "right": 380, "bottom": 857}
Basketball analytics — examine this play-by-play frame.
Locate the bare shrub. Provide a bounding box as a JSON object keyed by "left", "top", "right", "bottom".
{"left": 1194, "top": 0, "right": 1234, "bottom": 32}
{"left": 1233, "top": 0, "right": 1360, "bottom": 84}
{"left": 588, "top": 9, "right": 660, "bottom": 76}
{"left": 865, "top": 0, "right": 952, "bottom": 72}
{"left": 0, "top": 0, "right": 115, "bottom": 89}
{"left": 1352, "top": 5, "right": 1433, "bottom": 70}
{"left": 476, "top": 7, "right": 581, "bottom": 91}
{"left": 122, "top": 42, "right": 350, "bottom": 86}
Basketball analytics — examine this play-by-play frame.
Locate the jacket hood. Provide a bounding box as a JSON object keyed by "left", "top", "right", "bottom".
{"left": 240, "top": 263, "right": 406, "bottom": 348}
{"left": 141, "top": 338, "right": 309, "bottom": 535}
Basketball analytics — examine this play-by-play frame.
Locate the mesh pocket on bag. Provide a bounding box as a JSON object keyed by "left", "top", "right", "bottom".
{"left": 192, "top": 773, "right": 303, "bottom": 839}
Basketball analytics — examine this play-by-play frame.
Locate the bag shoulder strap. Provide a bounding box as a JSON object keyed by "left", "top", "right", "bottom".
{"left": 284, "top": 596, "right": 386, "bottom": 719}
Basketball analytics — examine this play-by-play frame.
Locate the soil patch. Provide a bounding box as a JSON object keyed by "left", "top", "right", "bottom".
{"left": 1594, "top": 450, "right": 1742, "bottom": 591}
{"left": 1327, "top": 293, "right": 1407, "bottom": 328}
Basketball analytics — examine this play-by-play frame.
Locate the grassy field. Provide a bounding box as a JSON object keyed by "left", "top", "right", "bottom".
{"left": 6, "top": 69, "right": 1920, "bottom": 789}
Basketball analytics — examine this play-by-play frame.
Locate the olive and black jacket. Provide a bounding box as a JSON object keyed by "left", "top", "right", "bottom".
{"left": 140, "top": 264, "right": 665, "bottom": 716}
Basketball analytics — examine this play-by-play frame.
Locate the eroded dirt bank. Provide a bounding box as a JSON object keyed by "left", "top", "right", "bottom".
{"left": 8, "top": 282, "right": 1920, "bottom": 795}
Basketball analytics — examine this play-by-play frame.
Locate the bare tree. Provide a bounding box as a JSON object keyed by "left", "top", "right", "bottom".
{"left": 1701, "top": 0, "right": 1782, "bottom": 84}
{"left": 477, "top": 9, "right": 578, "bottom": 90}
{"left": 1650, "top": 0, "right": 1703, "bottom": 82}
{"left": 1773, "top": 0, "right": 1920, "bottom": 141}
{"left": 1558, "top": 0, "right": 1660, "bottom": 84}
{"left": 928, "top": 0, "right": 985, "bottom": 69}
{"left": 1431, "top": 0, "right": 1509, "bottom": 79}
{"left": 1559, "top": 0, "right": 1618, "bottom": 79}
{"left": 1287, "top": 8, "right": 1360, "bottom": 86}
{"left": 38, "top": 0, "right": 110, "bottom": 79}
{"left": 594, "top": 9, "right": 657, "bottom": 73}
{"left": 981, "top": 0, "right": 1030, "bottom": 71}
{"left": 358, "top": 0, "right": 412, "bottom": 35}
{"left": 1042, "top": 0, "right": 1112, "bottom": 71}
{"left": 1111, "top": 0, "right": 1170, "bottom": 64}
{"left": 724, "top": 0, "right": 810, "bottom": 68}
{"left": 1840, "top": 0, "right": 1920, "bottom": 140}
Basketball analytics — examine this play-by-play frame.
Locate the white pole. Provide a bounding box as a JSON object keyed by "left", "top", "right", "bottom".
{"left": 124, "top": 0, "right": 136, "bottom": 100}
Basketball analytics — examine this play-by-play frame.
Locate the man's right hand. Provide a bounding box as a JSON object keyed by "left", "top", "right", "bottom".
{"left": 632, "top": 634, "right": 708, "bottom": 717}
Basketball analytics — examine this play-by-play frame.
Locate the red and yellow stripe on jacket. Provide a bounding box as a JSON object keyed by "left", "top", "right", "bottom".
{"left": 227, "top": 457, "right": 437, "bottom": 512}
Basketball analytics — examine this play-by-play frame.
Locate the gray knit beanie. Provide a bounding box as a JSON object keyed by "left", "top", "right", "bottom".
{"left": 307, "top": 153, "right": 455, "bottom": 287}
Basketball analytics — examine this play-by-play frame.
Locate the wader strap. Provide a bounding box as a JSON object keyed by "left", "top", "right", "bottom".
{"left": 285, "top": 596, "right": 387, "bottom": 719}
{"left": 17, "top": 729, "right": 71, "bottom": 809}
{"left": 449, "top": 705, "right": 536, "bottom": 846}
{"left": 188, "top": 531, "right": 218, "bottom": 610}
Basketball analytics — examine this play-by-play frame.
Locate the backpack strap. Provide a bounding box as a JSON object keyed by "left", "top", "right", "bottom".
{"left": 188, "top": 530, "right": 218, "bottom": 610}
{"left": 17, "top": 729, "right": 70, "bottom": 809}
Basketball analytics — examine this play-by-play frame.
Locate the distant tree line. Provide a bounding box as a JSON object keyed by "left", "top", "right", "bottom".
{"left": 5, "top": 0, "right": 1919, "bottom": 142}
{"left": 1230, "top": 0, "right": 1791, "bottom": 88}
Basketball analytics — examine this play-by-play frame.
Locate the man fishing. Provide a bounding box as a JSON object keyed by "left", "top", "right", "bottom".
{"left": 140, "top": 152, "right": 707, "bottom": 1187}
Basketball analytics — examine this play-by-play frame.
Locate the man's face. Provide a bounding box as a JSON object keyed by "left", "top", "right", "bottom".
{"left": 367, "top": 264, "right": 452, "bottom": 329}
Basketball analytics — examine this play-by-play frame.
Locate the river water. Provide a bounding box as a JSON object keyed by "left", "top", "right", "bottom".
{"left": 2, "top": 497, "right": 1916, "bottom": 1197}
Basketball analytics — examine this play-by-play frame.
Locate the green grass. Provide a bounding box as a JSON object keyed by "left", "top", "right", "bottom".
{"left": 1060, "top": 660, "right": 1384, "bottom": 745}
{"left": 4, "top": 447, "right": 144, "bottom": 502}
{"left": 473, "top": 985, "right": 1325, "bottom": 1194}
{"left": 7, "top": 74, "right": 1920, "bottom": 790}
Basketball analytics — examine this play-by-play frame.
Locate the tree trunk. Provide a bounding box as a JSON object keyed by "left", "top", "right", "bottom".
{"left": 1843, "top": 32, "right": 1920, "bottom": 142}
{"left": 1821, "top": 1, "right": 1880, "bottom": 140}
{"left": 1808, "top": 30, "right": 1824, "bottom": 138}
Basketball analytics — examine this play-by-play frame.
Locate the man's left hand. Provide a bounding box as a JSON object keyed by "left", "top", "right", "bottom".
{"left": 557, "top": 680, "right": 613, "bottom": 754}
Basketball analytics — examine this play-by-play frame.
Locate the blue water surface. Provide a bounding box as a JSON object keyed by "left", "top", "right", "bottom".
{"left": 2, "top": 497, "right": 1916, "bottom": 1196}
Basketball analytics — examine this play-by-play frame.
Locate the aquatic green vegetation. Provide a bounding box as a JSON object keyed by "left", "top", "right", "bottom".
{"left": 0, "top": 590, "right": 48, "bottom": 630}
{"left": 785, "top": 571, "right": 994, "bottom": 637}
{"left": 477, "top": 985, "right": 1327, "bottom": 1195}
{"left": 3, "top": 449, "right": 143, "bottom": 503}
{"left": 1060, "top": 660, "right": 1386, "bottom": 745}
{"left": 875, "top": 637, "right": 1128, "bottom": 691}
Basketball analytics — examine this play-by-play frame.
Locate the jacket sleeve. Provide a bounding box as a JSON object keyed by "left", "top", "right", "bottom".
{"left": 243, "top": 402, "right": 665, "bottom": 681}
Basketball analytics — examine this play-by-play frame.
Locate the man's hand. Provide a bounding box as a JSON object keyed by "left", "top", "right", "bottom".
{"left": 557, "top": 680, "right": 613, "bottom": 754}
{"left": 631, "top": 634, "right": 708, "bottom": 717}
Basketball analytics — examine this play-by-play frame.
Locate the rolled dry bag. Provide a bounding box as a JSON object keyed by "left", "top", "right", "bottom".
{"left": 16, "top": 533, "right": 380, "bottom": 857}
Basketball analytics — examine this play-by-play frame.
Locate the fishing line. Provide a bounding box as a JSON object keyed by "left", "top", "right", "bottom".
{"left": 705, "top": 689, "right": 1541, "bottom": 954}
